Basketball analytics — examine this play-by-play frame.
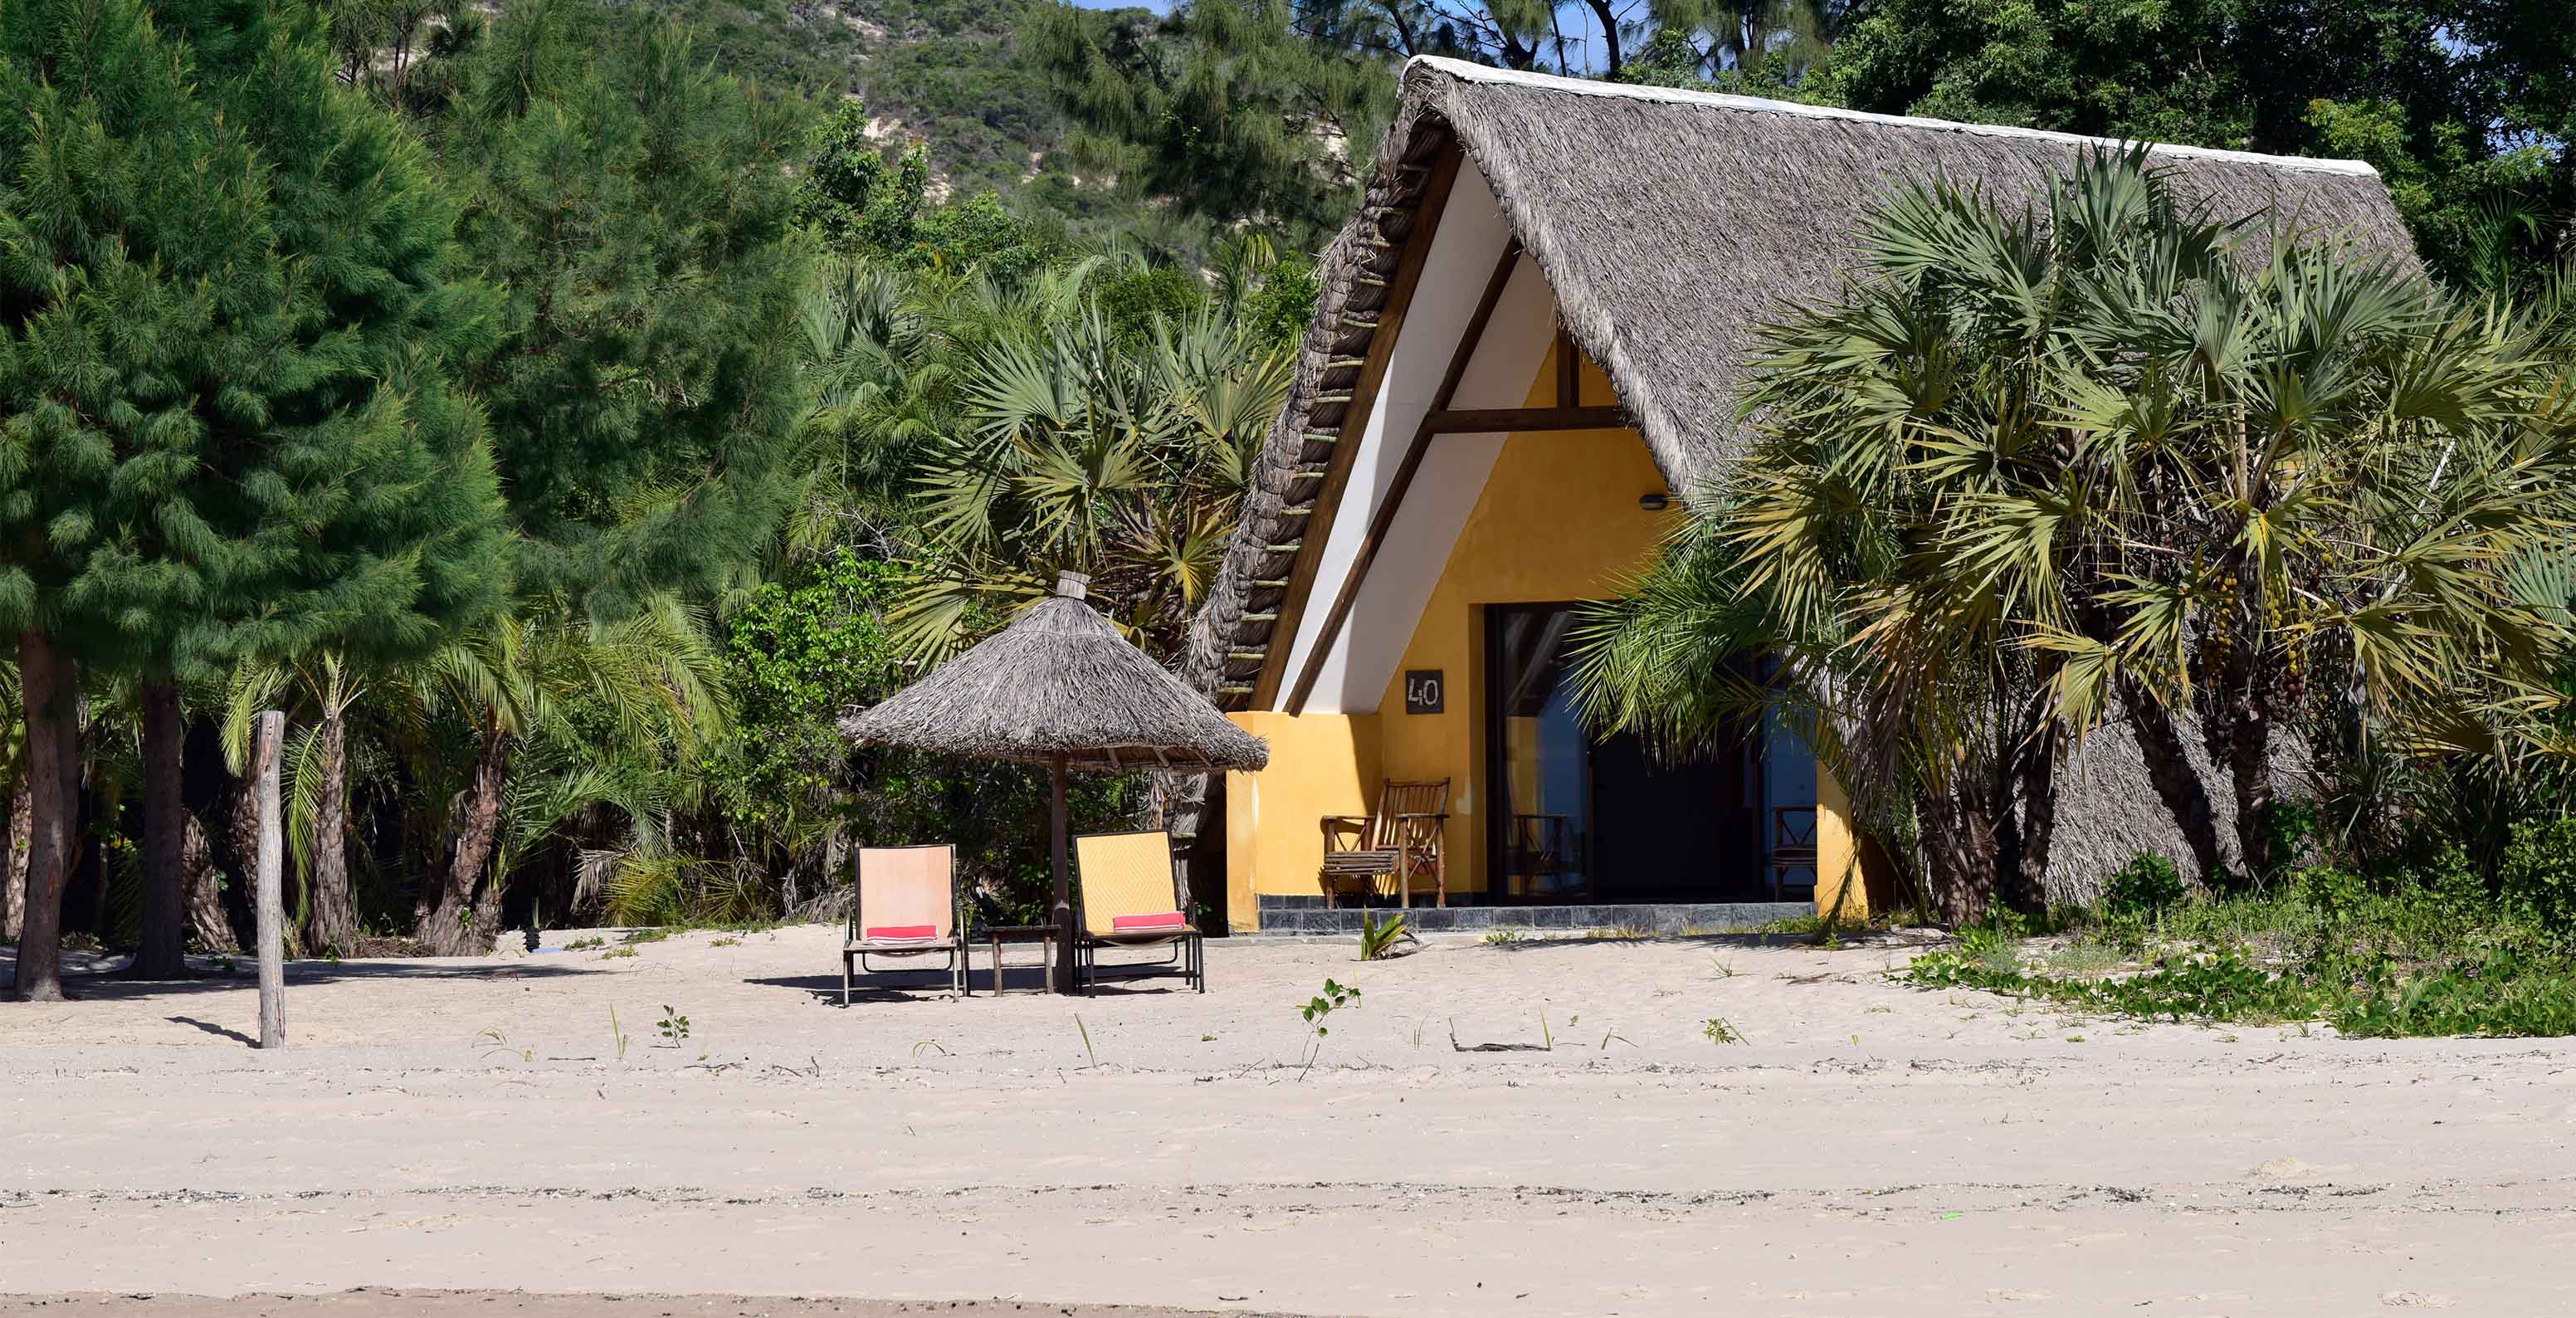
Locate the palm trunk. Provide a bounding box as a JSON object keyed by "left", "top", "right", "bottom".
{"left": 1920, "top": 782, "right": 1999, "bottom": 926}
{"left": 2226, "top": 674, "right": 2275, "bottom": 881}
{"left": 2117, "top": 672, "right": 2226, "bottom": 885}
{"left": 134, "top": 680, "right": 189, "bottom": 977}
{"left": 309, "top": 705, "right": 359, "bottom": 956}
{"left": 183, "top": 810, "right": 237, "bottom": 954}
{"left": 2, "top": 776, "right": 24, "bottom": 941}
{"left": 419, "top": 722, "right": 509, "bottom": 956}
{"left": 2013, "top": 725, "right": 2060, "bottom": 913}
{"left": 12, "top": 629, "right": 75, "bottom": 1001}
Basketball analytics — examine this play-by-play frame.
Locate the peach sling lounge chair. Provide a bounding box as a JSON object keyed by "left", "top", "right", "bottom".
{"left": 1071, "top": 829, "right": 1204, "bottom": 995}
{"left": 842, "top": 843, "right": 966, "bottom": 1003}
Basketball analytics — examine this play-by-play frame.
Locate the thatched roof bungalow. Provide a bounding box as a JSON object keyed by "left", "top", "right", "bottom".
{"left": 1177, "top": 57, "right": 2417, "bottom": 932}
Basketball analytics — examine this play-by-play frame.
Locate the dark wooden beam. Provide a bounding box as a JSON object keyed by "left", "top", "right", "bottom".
{"left": 1554, "top": 321, "right": 1579, "bottom": 408}
{"left": 1284, "top": 238, "right": 1529, "bottom": 715}
{"left": 1250, "top": 144, "right": 1462, "bottom": 711}
{"left": 1421, "top": 405, "right": 1629, "bottom": 434}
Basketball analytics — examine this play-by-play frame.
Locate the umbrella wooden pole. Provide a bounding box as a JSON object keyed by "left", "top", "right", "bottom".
{"left": 1051, "top": 752, "right": 1076, "bottom": 995}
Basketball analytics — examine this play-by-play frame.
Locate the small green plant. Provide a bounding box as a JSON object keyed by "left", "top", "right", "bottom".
{"left": 476, "top": 1028, "right": 532, "bottom": 1062}
{"left": 1297, "top": 978, "right": 1363, "bottom": 1076}
{"left": 621, "top": 928, "right": 674, "bottom": 945}
{"left": 1585, "top": 925, "right": 1655, "bottom": 940}
{"left": 564, "top": 936, "right": 605, "bottom": 950}
{"left": 1537, "top": 1008, "right": 1555, "bottom": 1050}
{"left": 1482, "top": 928, "right": 1529, "bottom": 946}
{"left": 656, "top": 1005, "right": 691, "bottom": 1047}
{"left": 212, "top": 954, "right": 237, "bottom": 974}
{"left": 911, "top": 1040, "right": 949, "bottom": 1059}
{"left": 709, "top": 936, "right": 740, "bottom": 948}
{"left": 608, "top": 1007, "right": 629, "bottom": 1061}
{"left": 1359, "top": 911, "right": 1412, "bottom": 960}
{"left": 600, "top": 946, "right": 636, "bottom": 960}
{"left": 1702, "top": 1017, "right": 1743, "bottom": 1045}
{"left": 1711, "top": 954, "right": 1737, "bottom": 979}
{"left": 2104, "top": 852, "right": 2187, "bottom": 917}
{"left": 1075, "top": 1014, "right": 1099, "bottom": 1069}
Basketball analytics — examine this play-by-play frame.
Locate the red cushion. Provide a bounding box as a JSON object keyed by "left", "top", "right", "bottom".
{"left": 864, "top": 925, "right": 937, "bottom": 940}
{"left": 1112, "top": 911, "right": 1187, "bottom": 931}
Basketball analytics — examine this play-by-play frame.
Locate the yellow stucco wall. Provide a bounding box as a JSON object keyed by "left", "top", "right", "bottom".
{"left": 1222, "top": 337, "right": 1867, "bottom": 926}
{"left": 1223, "top": 710, "right": 1378, "bottom": 929}
{"left": 1815, "top": 767, "right": 1866, "bottom": 920}
{"left": 1368, "top": 345, "right": 1666, "bottom": 897}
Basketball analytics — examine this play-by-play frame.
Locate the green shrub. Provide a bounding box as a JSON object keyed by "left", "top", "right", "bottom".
{"left": 2500, "top": 818, "right": 2576, "bottom": 938}
{"left": 2293, "top": 864, "right": 2373, "bottom": 919}
{"left": 2103, "top": 852, "right": 2186, "bottom": 916}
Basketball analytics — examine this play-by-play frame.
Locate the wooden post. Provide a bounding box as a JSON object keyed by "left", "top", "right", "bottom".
{"left": 252, "top": 710, "right": 285, "bottom": 1049}
{"left": 1051, "top": 752, "right": 1076, "bottom": 996}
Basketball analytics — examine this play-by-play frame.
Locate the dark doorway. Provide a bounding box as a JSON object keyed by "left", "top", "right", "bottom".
{"left": 1485, "top": 603, "right": 1770, "bottom": 903}
{"left": 1588, "top": 729, "right": 1763, "bottom": 901}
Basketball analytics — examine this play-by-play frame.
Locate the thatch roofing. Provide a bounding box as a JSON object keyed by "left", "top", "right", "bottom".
{"left": 842, "top": 573, "right": 1269, "bottom": 774}
{"left": 1182, "top": 57, "right": 2418, "bottom": 716}
{"left": 1168, "top": 57, "right": 2417, "bottom": 892}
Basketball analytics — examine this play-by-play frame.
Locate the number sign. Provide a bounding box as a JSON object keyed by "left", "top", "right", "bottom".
{"left": 1403, "top": 669, "right": 1445, "bottom": 715}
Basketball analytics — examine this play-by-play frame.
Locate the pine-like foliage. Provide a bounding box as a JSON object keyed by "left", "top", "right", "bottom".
{"left": 427, "top": 0, "right": 809, "bottom": 617}
{"left": 0, "top": 0, "right": 511, "bottom": 676}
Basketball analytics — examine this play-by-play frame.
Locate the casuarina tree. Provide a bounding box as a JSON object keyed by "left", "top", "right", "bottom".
{"left": 0, "top": 0, "right": 510, "bottom": 995}
{"left": 390, "top": 1, "right": 808, "bottom": 952}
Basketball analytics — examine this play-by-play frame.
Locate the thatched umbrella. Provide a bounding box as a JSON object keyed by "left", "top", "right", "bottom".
{"left": 841, "top": 571, "right": 1268, "bottom": 993}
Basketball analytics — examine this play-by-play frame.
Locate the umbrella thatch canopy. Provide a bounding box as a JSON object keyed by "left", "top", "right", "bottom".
{"left": 842, "top": 571, "right": 1266, "bottom": 993}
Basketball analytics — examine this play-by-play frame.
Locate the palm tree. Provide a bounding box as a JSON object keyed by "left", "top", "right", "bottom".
{"left": 401, "top": 593, "right": 730, "bottom": 954}
{"left": 896, "top": 287, "right": 1292, "bottom": 663}
{"left": 1574, "top": 149, "right": 2574, "bottom": 917}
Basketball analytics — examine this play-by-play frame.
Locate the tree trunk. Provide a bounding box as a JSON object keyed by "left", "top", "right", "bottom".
{"left": 2, "top": 776, "right": 25, "bottom": 941}
{"left": 183, "top": 809, "right": 237, "bottom": 954}
{"left": 1919, "top": 783, "right": 1998, "bottom": 926}
{"left": 2012, "top": 725, "right": 2061, "bottom": 914}
{"left": 2226, "top": 680, "right": 2275, "bottom": 881}
{"left": 308, "top": 705, "right": 359, "bottom": 956}
{"left": 12, "top": 629, "right": 75, "bottom": 1001}
{"left": 134, "top": 680, "right": 189, "bottom": 977}
{"left": 419, "top": 724, "right": 509, "bottom": 956}
{"left": 2117, "top": 673, "right": 2227, "bottom": 885}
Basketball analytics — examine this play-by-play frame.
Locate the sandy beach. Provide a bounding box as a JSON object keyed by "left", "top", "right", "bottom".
{"left": 4, "top": 925, "right": 2573, "bottom": 1316}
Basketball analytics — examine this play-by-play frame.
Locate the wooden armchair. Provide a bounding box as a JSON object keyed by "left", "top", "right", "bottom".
{"left": 1770, "top": 805, "right": 1819, "bottom": 901}
{"left": 1320, "top": 779, "right": 1451, "bottom": 908}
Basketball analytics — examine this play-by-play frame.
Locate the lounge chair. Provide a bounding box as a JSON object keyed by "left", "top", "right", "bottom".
{"left": 843, "top": 843, "right": 966, "bottom": 1003}
{"left": 1071, "top": 829, "right": 1205, "bottom": 995}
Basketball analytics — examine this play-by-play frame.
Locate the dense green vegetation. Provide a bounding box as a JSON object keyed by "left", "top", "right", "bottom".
{"left": 1033, "top": 0, "right": 2571, "bottom": 282}
{"left": 1906, "top": 824, "right": 2576, "bottom": 1037}
{"left": 0, "top": 0, "right": 1300, "bottom": 993}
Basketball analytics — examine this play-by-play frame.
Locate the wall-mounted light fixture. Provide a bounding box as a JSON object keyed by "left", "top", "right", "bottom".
{"left": 1637, "top": 491, "right": 1671, "bottom": 512}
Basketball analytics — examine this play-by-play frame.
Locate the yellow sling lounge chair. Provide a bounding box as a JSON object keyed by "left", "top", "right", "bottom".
{"left": 1071, "top": 829, "right": 1205, "bottom": 995}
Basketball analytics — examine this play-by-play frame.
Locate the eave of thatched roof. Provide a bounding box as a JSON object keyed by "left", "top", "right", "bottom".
{"left": 1180, "top": 56, "right": 2421, "bottom": 719}
{"left": 844, "top": 576, "right": 1268, "bottom": 774}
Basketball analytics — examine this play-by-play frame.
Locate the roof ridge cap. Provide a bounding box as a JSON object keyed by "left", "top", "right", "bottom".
{"left": 1402, "top": 56, "right": 2381, "bottom": 178}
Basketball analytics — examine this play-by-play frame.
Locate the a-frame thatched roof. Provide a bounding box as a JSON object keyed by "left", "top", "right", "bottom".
{"left": 1167, "top": 57, "right": 2418, "bottom": 894}
{"left": 1181, "top": 56, "right": 2417, "bottom": 717}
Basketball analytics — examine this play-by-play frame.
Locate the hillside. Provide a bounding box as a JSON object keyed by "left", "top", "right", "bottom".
{"left": 656, "top": 0, "right": 1095, "bottom": 199}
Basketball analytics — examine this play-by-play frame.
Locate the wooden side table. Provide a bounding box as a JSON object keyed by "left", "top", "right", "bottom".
{"left": 983, "top": 925, "right": 1058, "bottom": 996}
